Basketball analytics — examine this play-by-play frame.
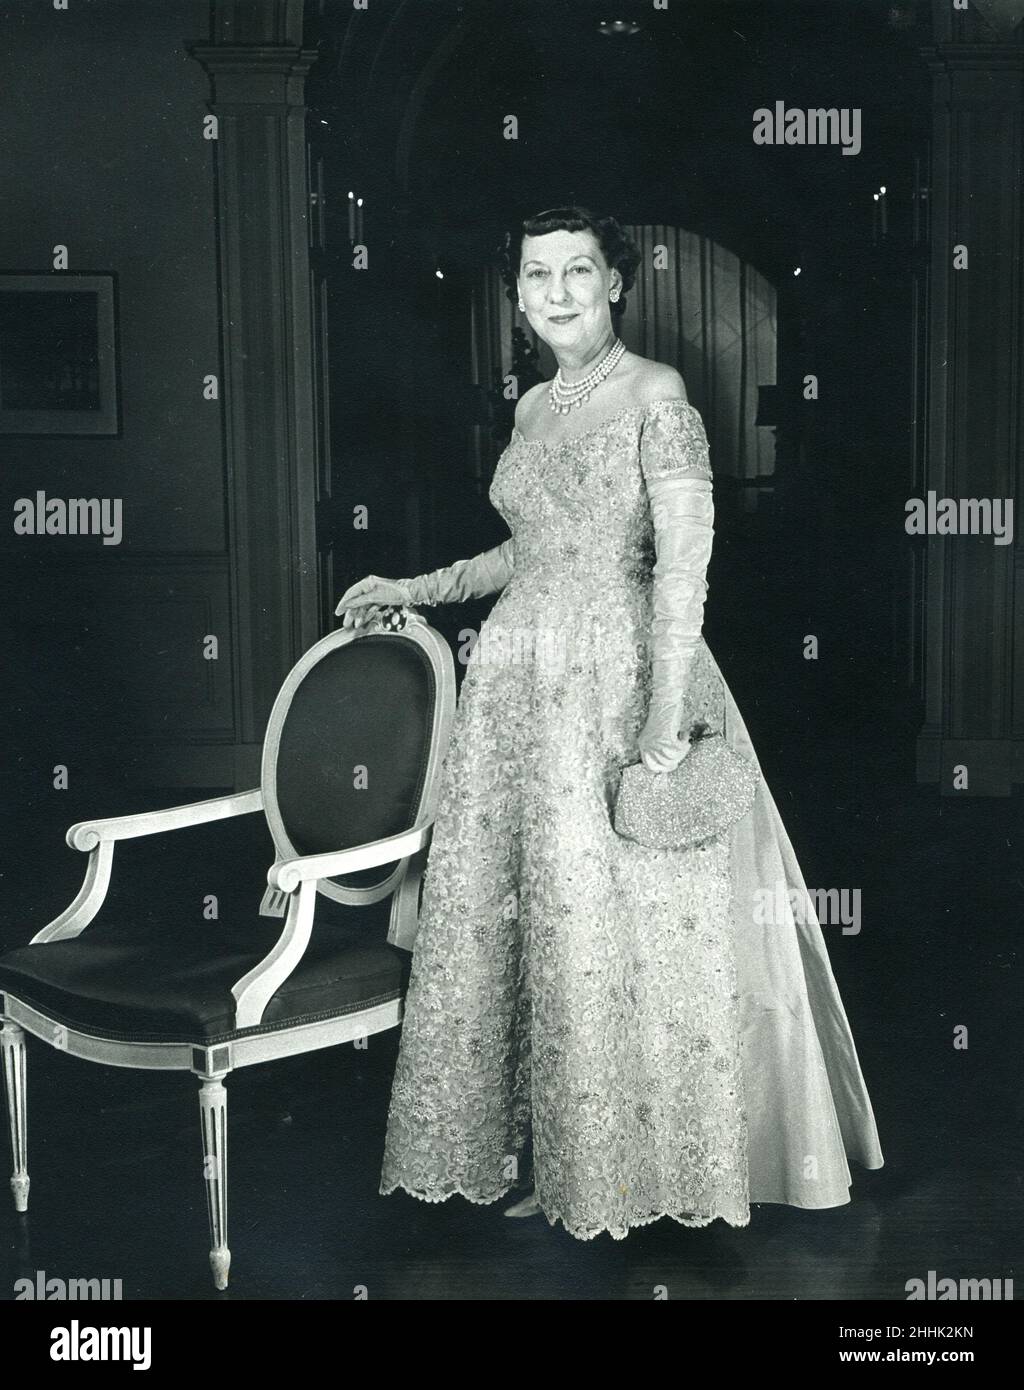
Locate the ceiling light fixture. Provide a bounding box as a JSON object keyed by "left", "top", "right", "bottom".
{"left": 598, "top": 19, "right": 641, "bottom": 37}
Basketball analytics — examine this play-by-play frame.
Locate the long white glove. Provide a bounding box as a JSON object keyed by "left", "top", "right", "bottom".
{"left": 637, "top": 473, "right": 715, "bottom": 773}
{"left": 335, "top": 537, "right": 514, "bottom": 629}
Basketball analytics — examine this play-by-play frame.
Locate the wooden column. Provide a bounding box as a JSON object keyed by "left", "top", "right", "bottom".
{"left": 188, "top": 1, "right": 320, "bottom": 785}
{"left": 916, "top": 8, "right": 1024, "bottom": 795}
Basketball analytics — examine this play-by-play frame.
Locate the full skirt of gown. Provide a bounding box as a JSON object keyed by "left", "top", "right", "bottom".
{"left": 379, "top": 403, "right": 883, "bottom": 1239}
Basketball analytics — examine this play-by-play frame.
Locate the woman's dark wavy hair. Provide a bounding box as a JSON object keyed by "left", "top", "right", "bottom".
{"left": 498, "top": 206, "right": 641, "bottom": 321}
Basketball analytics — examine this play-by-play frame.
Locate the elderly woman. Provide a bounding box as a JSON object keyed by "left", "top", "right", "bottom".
{"left": 336, "top": 206, "right": 882, "bottom": 1239}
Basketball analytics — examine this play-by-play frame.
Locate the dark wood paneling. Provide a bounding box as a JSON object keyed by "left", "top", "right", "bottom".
{"left": 916, "top": 29, "right": 1024, "bottom": 794}
{"left": 188, "top": 28, "right": 322, "bottom": 757}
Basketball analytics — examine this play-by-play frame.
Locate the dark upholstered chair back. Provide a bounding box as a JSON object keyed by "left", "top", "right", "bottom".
{"left": 261, "top": 623, "right": 453, "bottom": 900}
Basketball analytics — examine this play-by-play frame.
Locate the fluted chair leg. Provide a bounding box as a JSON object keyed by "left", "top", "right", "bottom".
{"left": 198, "top": 1077, "right": 230, "bottom": 1290}
{"left": 1, "top": 1022, "right": 29, "bottom": 1212}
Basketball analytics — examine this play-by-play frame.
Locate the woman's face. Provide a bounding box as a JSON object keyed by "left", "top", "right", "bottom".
{"left": 517, "top": 228, "right": 620, "bottom": 356}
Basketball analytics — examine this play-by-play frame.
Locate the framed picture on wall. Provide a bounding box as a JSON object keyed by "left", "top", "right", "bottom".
{"left": 0, "top": 272, "right": 120, "bottom": 435}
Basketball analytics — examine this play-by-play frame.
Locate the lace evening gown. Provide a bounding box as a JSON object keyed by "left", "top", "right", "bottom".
{"left": 379, "top": 398, "right": 883, "bottom": 1240}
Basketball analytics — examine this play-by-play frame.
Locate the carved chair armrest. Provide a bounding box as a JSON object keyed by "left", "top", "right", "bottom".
{"left": 266, "top": 823, "right": 433, "bottom": 894}
{"left": 30, "top": 790, "right": 265, "bottom": 945}
{"left": 232, "top": 821, "right": 434, "bottom": 1029}
{"left": 66, "top": 789, "right": 264, "bottom": 851}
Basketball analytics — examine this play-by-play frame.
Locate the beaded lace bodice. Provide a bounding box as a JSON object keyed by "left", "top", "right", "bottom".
{"left": 501, "top": 401, "right": 712, "bottom": 588}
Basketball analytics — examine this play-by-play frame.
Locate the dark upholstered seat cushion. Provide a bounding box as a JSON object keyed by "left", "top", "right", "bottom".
{"left": 0, "top": 894, "right": 410, "bottom": 1045}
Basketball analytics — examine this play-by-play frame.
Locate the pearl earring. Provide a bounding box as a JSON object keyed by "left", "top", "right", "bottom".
{"left": 610, "top": 289, "right": 620, "bottom": 302}
{"left": 517, "top": 298, "right": 525, "bottom": 311}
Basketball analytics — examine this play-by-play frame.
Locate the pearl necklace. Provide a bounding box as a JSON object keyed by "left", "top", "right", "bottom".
{"left": 548, "top": 337, "right": 625, "bottom": 415}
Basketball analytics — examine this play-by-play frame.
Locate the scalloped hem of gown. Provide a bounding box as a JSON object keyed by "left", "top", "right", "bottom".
{"left": 379, "top": 1179, "right": 752, "bottom": 1239}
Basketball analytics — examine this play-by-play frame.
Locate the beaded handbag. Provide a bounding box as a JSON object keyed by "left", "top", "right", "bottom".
{"left": 613, "top": 722, "right": 760, "bottom": 850}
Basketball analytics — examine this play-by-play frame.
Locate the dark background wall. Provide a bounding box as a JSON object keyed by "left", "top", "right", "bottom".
{"left": 0, "top": 1, "right": 223, "bottom": 550}
{"left": 0, "top": 0, "right": 232, "bottom": 821}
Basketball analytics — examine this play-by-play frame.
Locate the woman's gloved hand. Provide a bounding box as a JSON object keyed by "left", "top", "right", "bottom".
{"left": 335, "top": 537, "right": 515, "bottom": 629}
{"left": 638, "top": 704, "right": 694, "bottom": 773}
{"left": 335, "top": 576, "right": 411, "bottom": 629}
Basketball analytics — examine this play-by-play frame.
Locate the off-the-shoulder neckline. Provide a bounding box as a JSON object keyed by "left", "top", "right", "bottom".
{"left": 511, "top": 397, "right": 697, "bottom": 451}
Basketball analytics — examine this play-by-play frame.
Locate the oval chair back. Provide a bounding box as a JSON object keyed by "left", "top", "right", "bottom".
{"left": 260, "top": 613, "right": 456, "bottom": 916}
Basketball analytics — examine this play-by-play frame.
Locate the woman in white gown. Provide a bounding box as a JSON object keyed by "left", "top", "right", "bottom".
{"left": 336, "top": 207, "right": 883, "bottom": 1240}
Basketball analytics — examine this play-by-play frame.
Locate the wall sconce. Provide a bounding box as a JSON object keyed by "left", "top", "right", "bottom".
{"left": 872, "top": 185, "right": 888, "bottom": 243}
{"left": 347, "top": 192, "right": 365, "bottom": 243}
